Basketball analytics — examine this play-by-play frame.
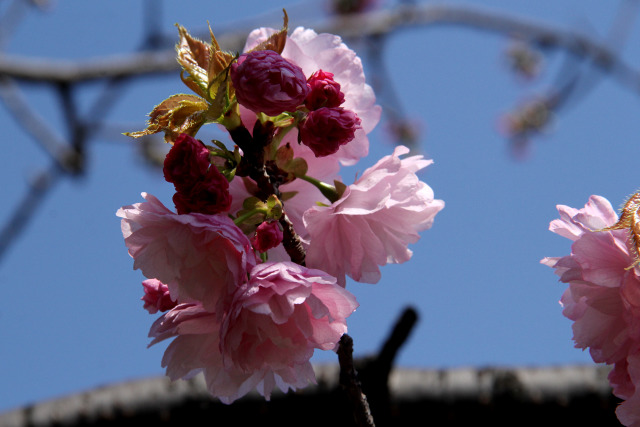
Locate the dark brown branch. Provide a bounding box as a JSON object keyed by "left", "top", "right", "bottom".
{"left": 337, "top": 334, "right": 376, "bottom": 427}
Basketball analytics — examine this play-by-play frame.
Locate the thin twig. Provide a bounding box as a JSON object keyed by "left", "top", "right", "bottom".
{"left": 0, "top": 165, "right": 59, "bottom": 260}
{"left": 0, "top": 75, "right": 79, "bottom": 173}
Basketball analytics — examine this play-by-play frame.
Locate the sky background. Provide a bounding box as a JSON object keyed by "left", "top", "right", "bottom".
{"left": 2, "top": 0, "right": 640, "bottom": 412}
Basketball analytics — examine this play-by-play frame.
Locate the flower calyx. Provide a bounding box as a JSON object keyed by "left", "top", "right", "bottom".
{"left": 234, "top": 195, "right": 284, "bottom": 229}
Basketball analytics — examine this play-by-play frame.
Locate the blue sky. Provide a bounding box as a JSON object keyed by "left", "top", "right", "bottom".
{"left": 2, "top": 0, "right": 640, "bottom": 412}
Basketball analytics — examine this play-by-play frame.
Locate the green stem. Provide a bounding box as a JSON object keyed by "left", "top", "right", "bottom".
{"left": 233, "top": 208, "right": 266, "bottom": 225}
{"left": 299, "top": 175, "right": 340, "bottom": 204}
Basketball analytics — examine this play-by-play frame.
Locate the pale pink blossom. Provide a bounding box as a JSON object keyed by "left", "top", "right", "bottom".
{"left": 141, "top": 278, "right": 176, "bottom": 314}
{"left": 303, "top": 145, "right": 444, "bottom": 285}
{"left": 542, "top": 196, "right": 640, "bottom": 363}
{"left": 117, "top": 193, "right": 257, "bottom": 312}
{"left": 542, "top": 195, "right": 640, "bottom": 426}
{"left": 221, "top": 262, "right": 358, "bottom": 398}
{"left": 149, "top": 262, "right": 358, "bottom": 404}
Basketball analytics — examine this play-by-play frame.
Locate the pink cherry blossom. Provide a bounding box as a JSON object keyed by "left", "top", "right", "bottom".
{"left": 542, "top": 195, "right": 640, "bottom": 427}
{"left": 141, "top": 278, "right": 176, "bottom": 314}
{"left": 117, "top": 193, "right": 257, "bottom": 312}
{"left": 220, "top": 262, "right": 358, "bottom": 397}
{"left": 243, "top": 26, "right": 381, "bottom": 166}
{"left": 303, "top": 145, "right": 445, "bottom": 285}
{"left": 148, "top": 262, "right": 358, "bottom": 404}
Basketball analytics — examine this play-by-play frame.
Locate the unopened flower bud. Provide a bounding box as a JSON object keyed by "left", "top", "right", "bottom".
{"left": 305, "top": 70, "right": 344, "bottom": 110}
{"left": 230, "top": 50, "right": 309, "bottom": 116}
{"left": 141, "top": 279, "right": 176, "bottom": 314}
{"left": 251, "top": 221, "right": 283, "bottom": 252}
{"left": 299, "top": 107, "right": 361, "bottom": 157}
{"left": 172, "top": 167, "right": 232, "bottom": 215}
{"left": 163, "top": 134, "right": 210, "bottom": 192}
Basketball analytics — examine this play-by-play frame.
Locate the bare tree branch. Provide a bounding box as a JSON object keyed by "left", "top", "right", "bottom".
{"left": 0, "top": 76, "right": 79, "bottom": 172}
{"left": 0, "top": 4, "right": 639, "bottom": 92}
{"left": 0, "top": 165, "right": 59, "bottom": 261}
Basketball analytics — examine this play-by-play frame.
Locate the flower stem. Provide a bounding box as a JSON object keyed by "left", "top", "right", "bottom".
{"left": 298, "top": 174, "right": 340, "bottom": 204}
{"left": 233, "top": 208, "right": 265, "bottom": 226}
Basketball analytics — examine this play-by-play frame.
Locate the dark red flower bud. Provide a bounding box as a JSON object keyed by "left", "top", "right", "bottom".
{"left": 299, "top": 107, "right": 361, "bottom": 157}
{"left": 172, "top": 167, "right": 232, "bottom": 215}
{"left": 305, "top": 70, "right": 345, "bottom": 110}
{"left": 251, "top": 221, "right": 284, "bottom": 253}
{"left": 230, "top": 50, "right": 309, "bottom": 116}
{"left": 163, "top": 134, "right": 210, "bottom": 192}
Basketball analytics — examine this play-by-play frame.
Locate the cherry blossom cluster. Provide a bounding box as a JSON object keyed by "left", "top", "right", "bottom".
{"left": 543, "top": 195, "right": 640, "bottom": 427}
{"left": 118, "top": 15, "right": 444, "bottom": 403}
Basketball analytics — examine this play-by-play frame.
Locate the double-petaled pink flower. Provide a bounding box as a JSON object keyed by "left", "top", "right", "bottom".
{"left": 542, "top": 195, "right": 640, "bottom": 427}
{"left": 117, "top": 193, "right": 257, "bottom": 312}
{"left": 148, "top": 262, "right": 358, "bottom": 404}
{"left": 304, "top": 145, "right": 444, "bottom": 286}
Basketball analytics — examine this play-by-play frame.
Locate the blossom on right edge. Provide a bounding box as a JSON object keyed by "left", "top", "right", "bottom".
{"left": 303, "top": 145, "right": 444, "bottom": 286}
{"left": 541, "top": 195, "right": 640, "bottom": 427}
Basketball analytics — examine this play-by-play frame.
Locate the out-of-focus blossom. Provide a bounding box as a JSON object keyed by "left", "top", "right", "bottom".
{"left": 505, "top": 41, "right": 542, "bottom": 81}
{"left": 329, "top": 0, "right": 380, "bottom": 15}
{"left": 163, "top": 134, "right": 211, "bottom": 191}
{"left": 304, "top": 145, "right": 444, "bottom": 285}
{"left": 243, "top": 27, "right": 381, "bottom": 166}
{"left": 149, "top": 262, "right": 358, "bottom": 404}
{"left": 141, "top": 278, "right": 177, "bottom": 314}
{"left": 251, "top": 221, "right": 283, "bottom": 253}
{"left": 305, "top": 70, "right": 345, "bottom": 110}
{"left": 542, "top": 195, "right": 640, "bottom": 426}
{"left": 299, "top": 107, "right": 361, "bottom": 157}
{"left": 117, "top": 193, "right": 257, "bottom": 312}
{"left": 230, "top": 50, "right": 309, "bottom": 116}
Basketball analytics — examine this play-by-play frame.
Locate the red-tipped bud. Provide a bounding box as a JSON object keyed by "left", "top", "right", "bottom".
{"left": 305, "top": 70, "right": 344, "bottom": 110}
